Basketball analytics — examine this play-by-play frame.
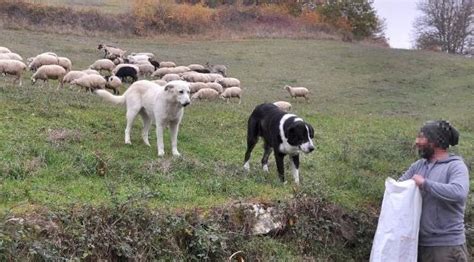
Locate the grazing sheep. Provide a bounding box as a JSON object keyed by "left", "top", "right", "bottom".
{"left": 28, "top": 54, "right": 59, "bottom": 71}
{"left": 71, "top": 74, "right": 107, "bottom": 93}
{"left": 31, "top": 64, "right": 66, "bottom": 88}
{"left": 152, "top": 66, "right": 190, "bottom": 78}
{"left": 151, "top": 79, "right": 167, "bottom": 86}
{"left": 220, "top": 86, "right": 242, "bottom": 104}
{"left": 112, "top": 63, "right": 139, "bottom": 75}
{"left": 82, "top": 69, "right": 101, "bottom": 75}
{"left": 89, "top": 59, "right": 116, "bottom": 74}
{"left": 130, "top": 52, "right": 154, "bottom": 58}
{"left": 188, "top": 82, "right": 207, "bottom": 93}
{"left": 148, "top": 58, "right": 160, "bottom": 69}
{"left": 127, "top": 54, "right": 150, "bottom": 64}
{"left": 207, "top": 73, "right": 224, "bottom": 82}
{"left": 63, "top": 70, "right": 86, "bottom": 85}
{"left": 218, "top": 77, "right": 240, "bottom": 88}
{"left": 284, "top": 85, "right": 310, "bottom": 100}
{"left": 205, "top": 82, "right": 224, "bottom": 93}
{"left": 137, "top": 63, "right": 155, "bottom": 77}
{"left": 106, "top": 76, "right": 122, "bottom": 94}
{"left": 161, "top": 73, "right": 182, "bottom": 82}
{"left": 0, "top": 47, "right": 11, "bottom": 53}
{"left": 273, "top": 101, "right": 292, "bottom": 112}
{"left": 113, "top": 65, "right": 139, "bottom": 83}
{"left": 159, "top": 61, "right": 176, "bottom": 68}
{"left": 187, "top": 64, "right": 205, "bottom": 71}
{"left": 206, "top": 62, "right": 227, "bottom": 77}
{"left": 191, "top": 88, "right": 220, "bottom": 101}
{"left": 0, "top": 53, "right": 23, "bottom": 61}
{"left": 181, "top": 72, "right": 211, "bottom": 83}
{"left": 58, "top": 57, "right": 72, "bottom": 72}
{"left": 0, "top": 59, "right": 27, "bottom": 86}
{"left": 98, "top": 44, "right": 126, "bottom": 60}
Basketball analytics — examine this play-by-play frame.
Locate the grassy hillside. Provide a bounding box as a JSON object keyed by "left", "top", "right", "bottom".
{"left": 0, "top": 28, "right": 473, "bottom": 259}
{"left": 28, "top": 0, "right": 128, "bottom": 13}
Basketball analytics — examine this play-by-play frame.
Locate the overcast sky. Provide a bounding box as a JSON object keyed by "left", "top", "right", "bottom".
{"left": 373, "top": 0, "right": 422, "bottom": 49}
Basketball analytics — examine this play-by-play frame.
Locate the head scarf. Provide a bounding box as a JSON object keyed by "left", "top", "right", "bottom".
{"left": 420, "top": 120, "right": 459, "bottom": 149}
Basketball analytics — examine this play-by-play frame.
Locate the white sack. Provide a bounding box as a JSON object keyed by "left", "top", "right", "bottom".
{"left": 370, "top": 177, "right": 422, "bottom": 262}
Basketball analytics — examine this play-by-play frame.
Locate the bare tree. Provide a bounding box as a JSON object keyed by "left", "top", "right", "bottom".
{"left": 414, "top": 0, "right": 473, "bottom": 54}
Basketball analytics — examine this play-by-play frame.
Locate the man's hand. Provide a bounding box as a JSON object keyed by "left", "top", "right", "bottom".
{"left": 412, "top": 174, "right": 425, "bottom": 187}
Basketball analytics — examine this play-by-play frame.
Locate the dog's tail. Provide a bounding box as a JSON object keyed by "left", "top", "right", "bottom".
{"left": 94, "top": 89, "right": 126, "bottom": 106}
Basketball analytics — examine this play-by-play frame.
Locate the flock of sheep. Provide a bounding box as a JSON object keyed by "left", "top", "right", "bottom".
{"left": 0, "top": 44, "right": 310, "bottom": 107}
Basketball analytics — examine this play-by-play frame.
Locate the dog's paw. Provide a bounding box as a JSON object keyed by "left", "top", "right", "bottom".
{"left": 262, "top": 164, "right": 269, "bottom": 172}
{"left": 158, "top": 151, "right": 165, "bottom": 157}
{"left": 125, "top": 141, "right": 132, "bottom": 145}
{"left": 172, "top": 151, "right": 181, "bottom": 157}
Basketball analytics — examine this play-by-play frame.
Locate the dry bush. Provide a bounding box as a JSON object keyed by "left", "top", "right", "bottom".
{"left": 167, "top": 4, "right": 215, "bottom": 34}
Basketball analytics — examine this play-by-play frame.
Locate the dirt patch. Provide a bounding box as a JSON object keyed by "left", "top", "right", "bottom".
{"left": 46, "top": 128, "right": 82, "bottom": 146}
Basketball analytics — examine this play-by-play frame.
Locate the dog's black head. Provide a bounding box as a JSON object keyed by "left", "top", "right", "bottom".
{"left": 287, "top": 121, "right": 315, "bottom": 153}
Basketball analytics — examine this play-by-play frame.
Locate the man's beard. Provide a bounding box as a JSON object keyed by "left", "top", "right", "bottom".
{"left": 418, "top": 146, "right": 435, "bottom": 160}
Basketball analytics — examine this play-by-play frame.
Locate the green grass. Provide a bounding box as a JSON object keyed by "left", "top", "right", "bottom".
{"left": 1, "top": 28, "right": 473, "bottom": 216}
{"left": 29, "top": 0, "right": 129, "bottom": 13}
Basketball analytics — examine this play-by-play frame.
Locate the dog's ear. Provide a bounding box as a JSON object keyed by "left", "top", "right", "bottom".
{"left": 165, "top": 83, "right": 175, "bottom": 91}
{"left": 307, "top": 123, "right": 314, "bottom": 138}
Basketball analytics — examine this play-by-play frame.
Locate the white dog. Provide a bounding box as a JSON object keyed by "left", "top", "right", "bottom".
{"left": 95, "top": 80, "right": 191, "bottom": 156}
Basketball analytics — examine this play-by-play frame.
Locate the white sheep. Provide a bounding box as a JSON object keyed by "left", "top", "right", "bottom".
{"left": 98, "top": 44, "right": 126, "bottom": 60}
{"left": 137, "top": 63, "right": 155, "bottom": 77}
{"left": 181, "top": 72, "right": 211, "bottom": 83}
{"left": 151, "top": 79, "right": 167, "bottom": 86}
{"left": 191, "top": 88, "right": 220, "bottom": 101}
{"left": 152, "top": 66, "right": 190, "bottom": 78}
{"left": 206, "top": 73, "right": 224, "bottom": 82}
{"left": 159, "top": 61, "right": 176, "bottom": 68}
{"left": 106, "top": 76, "right": 122, "bottom": 94}
{"left": 284, "top": 85, "right": 310, "bottom": 100}
{"left": 188, "top": 82, "right": 207, "bottom": 93}
{"left": 129, "top": 52, "right": 154, "bottom": 58}
{"left": 273, "top": 101, "right": 292, "bottom": 112}
{"left": 71, "top": 74, "right": 107, "bottom": 92}
{"left": 205, "top": 82, "right": 224, "bottom": 93}
{"left": 188, "top": 64, "right": 205, "bottom": 71}
{"left": 31, "top": 64, "right": 66, "bottom": 88}
{"left": 28, "top": 54, "right": 59, "bottom": 71}
{"left": 63, "top": 70, "right": 87, "bottom": 85}
{"left": 127, "top": 54, "right": 150, "bottom": 64}
{"left": 161, "top": 73, "right": 182, "bottom": 82}
{"left": 89, "top": 59, "right": 116, "bottom": 74}
{"left": 0, "top": 59, "right": 27, "bottom": 86}
{"left": 58, "top": 57, "right": 72, "bottom": 72}
{"left": 220, "top": 86, "right": 242, "bottom": 104}
{"left": 0, "top": 53, "right": 23, "bottom": 61}
{"left": 0, "top": 47, "right": 11, "bottom": 53}
{"left": 218, "top": 77, "right": 240, "bottom": 88}
{"left": 82, "top": 69, "right": 101, "bottom": 75}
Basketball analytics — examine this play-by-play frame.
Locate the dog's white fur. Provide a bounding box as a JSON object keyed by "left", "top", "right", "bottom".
{"left": 95, "top": 80, "right": 191, "bottom": 157}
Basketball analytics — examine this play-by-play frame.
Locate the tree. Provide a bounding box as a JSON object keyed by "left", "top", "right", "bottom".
{"left": 414, "top": 0, "right": 473, "bottom": 54}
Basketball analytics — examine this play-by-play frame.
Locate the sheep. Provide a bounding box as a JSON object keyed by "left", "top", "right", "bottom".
{"left": 273, "top": 101, "right": 292, "bottom": 112}
{"left": 181, "top": 72, "right": 212, "bottom": 83}
{"left": 98, "top": 44, "right": 126, "bottom": 60}
{"left": 205, "top": 82, "right": 224, "bottom": 93}
{"left": 284, "top": 85, "right": 310, "bottom": 100}
{"left": 148, "top": 58, "right": 160, "bottom": 69}
{"left": 137, "top": 63, "right": 155, "bottom": 77}
{"left": 159, "top": 61, "right": 176, "bottom": 68}
{"left": 70, "top": 74, "right": 107, "bottom": 93}
{"left": 113, "top": 65, "right": 138, "bottom": 83}
{"left": 106, "top": 76, "right": 122, "bottom": 94}
{"left": 58, "top": 57, "right": 72, "bottom": 72}
{"left": 0, "top": 59, "right": 27, "bottom": 86}
{"left": 82, "top": 69, "right": 101, "bottom": 75}
{"left": 112, "top": 63, "right": 139, "bottom": 75}
{"left": 206, "top": 62, "right": 227, "bottom": 77}
{"left": 218, "top": 77, "right": 240, "bottom": 88}
{"left": 188, "top": 82, "right": 207, "bottom": 93}
{"left": 28, "top": 54, "right": 59, "bottom": 71}
{"left": 89, "top": 59, "right": 116, "bottom": 74}
{"left": 152, "top": 66, "right": 190, "bottom": 78}
{"left": 31, "top": 64, "right": 66, "bottom": 88}
{"left": 151, "top": 79, "right": 167, "bottom": 86}
{"left": 127, "top": 54, "right": 150, "bottom": 64}
{"left": 130, "top": 52, "right": 154, "bottom": 58}
{"left": 63, "top": 70, "right": 86, "bottom": 85}
{"left": 191, "top": 88, "right": 220, "bottom": 101}
{"left": 187, "top": 64, "right": 206, "bottom": 71}
{"left": 161, "top": 73, "right": 182, "bottom": 82}
{"left": 207, "top": 73, "right": 224, "bottom": 82}
{"left": 220, "top": 86, "right": 242, "bottom": 104}
{"left": 0, "top": 53, "right": 23, "bottom": 61}
{"left": 0, "top": 47, "right": 11, "bottom": 53}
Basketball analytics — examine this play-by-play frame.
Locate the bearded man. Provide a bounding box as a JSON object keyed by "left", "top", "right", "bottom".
{"left": 398, "top": 120, "right": 470, "bottom": 262}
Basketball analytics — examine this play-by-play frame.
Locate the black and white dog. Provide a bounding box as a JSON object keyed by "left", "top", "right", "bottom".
{"left": 243, "top": 103, "right": 315, "bottom": 184}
